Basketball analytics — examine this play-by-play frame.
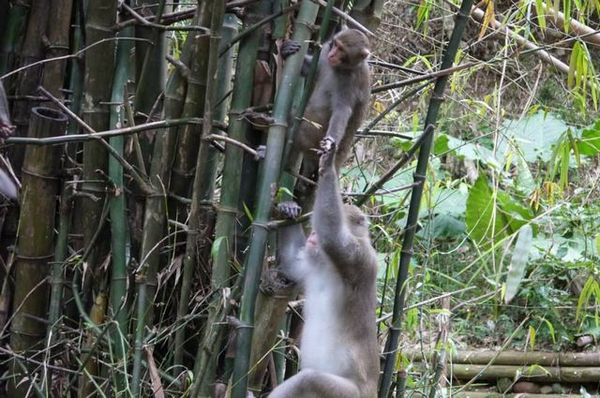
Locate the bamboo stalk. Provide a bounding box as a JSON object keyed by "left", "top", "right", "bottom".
{"left": 454, "top": 393, "right": 580, "bottom": 398}
{"left": 8, "top": 106, "right": 67, "bottom": 396}
{"left": 42, "top": 5, "right": 74, "bottom": 394}
{"left": 107, "top": 25, "right": 135, "bottom": 396}
{"left": 229, "top": 0, "right": 320, "bottom": 396}
{"left": 138, "top": 10, "right": 195, "bottom": 323}
{"left": 405, "top": 350, "right": 600, "bottom": 367}
{"left": 134, "top": 0, "right": 168, "bottom": 117}
{"left": 378, "top": 0, "right": 475, "bottom": 395}
{"left": 173, "top": 0, "right": 226, "bottom": 370}
{"left": 186, "top": 12, "right": 241, "bottom": 397}
{"left": 9, "top": 0, "right": 49, "bottom": 174}
{"left": 0, "top": 0, "right": 30, "bottom": 75}
{"left": 446, "top": 364, "right": 600, "bottom": 383}
{"left": 78, "top": 0, "right": 118, "bottom": 302}
{"left": 132, "top": 268, "right": 148, "bottom": 396}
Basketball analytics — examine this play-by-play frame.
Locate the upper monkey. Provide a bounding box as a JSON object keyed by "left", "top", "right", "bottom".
{"left": 283, "top": 29, "right": 371, "bottom": 191}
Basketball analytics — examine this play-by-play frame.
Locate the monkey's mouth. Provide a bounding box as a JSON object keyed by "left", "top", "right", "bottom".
{"left": 306, "top": 231, "right": 318, "bottom": 247}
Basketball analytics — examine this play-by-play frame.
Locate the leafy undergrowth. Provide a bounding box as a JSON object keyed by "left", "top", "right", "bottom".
{"left": 361, "top": 112, "right": 600, "bottom": 352}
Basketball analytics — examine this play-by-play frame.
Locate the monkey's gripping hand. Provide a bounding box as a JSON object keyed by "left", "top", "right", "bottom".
{"left": 318, "top": 137, "right": 336, "bottom": 175}
{"left": 280, "top": 40, "right": 301, "bottom": 59}
{"left": 276, "top": 201, "right": 302, "bottom": 220}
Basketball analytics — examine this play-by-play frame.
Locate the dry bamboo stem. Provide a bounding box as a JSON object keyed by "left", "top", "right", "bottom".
{"left": 449, "top": 364, "right": 600, "bottom": 382}
{"left": 454, "top": 393, "right": 580, "bottom": 398}
{"left": 405, "top": 350, "right": 600, "bottom": 367}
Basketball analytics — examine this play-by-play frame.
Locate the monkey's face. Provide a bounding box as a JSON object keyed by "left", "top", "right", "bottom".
{"left": 327, "top": 30, "right": 370, "bottom": 69}
{"left": 306, "top": 231, "right": 319, "bottom": 251}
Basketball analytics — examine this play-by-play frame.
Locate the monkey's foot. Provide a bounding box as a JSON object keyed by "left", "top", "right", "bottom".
{"left": 276, "top": 201, "right": 302, "bottom": 219}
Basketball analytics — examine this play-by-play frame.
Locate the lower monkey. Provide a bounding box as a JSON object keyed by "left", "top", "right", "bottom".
{"left": 270, "top": 138, "right": 379, "bottom": 398}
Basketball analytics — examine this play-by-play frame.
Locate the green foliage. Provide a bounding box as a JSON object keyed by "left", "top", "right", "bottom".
{"left": 465, "top": 176, "right": 508, "bottom": 246}
{"left": 504, "top": 224, "right": 533, "bottom": 303}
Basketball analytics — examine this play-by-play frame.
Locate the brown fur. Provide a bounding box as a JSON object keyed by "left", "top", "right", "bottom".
{"left": 283, "top": 29, "right": 371, "bottom": 202}
{"left": 271, "top": 141, "right": 379, "bottom": 398}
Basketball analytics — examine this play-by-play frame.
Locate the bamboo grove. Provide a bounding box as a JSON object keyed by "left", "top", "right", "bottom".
{"left": 0, "top": 0, "right": 472, "bottom": 396}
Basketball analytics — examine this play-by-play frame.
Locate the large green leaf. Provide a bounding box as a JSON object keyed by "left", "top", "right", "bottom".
{"left": 499, "top": 112, "right": 569, "bottom": 162}
{"left": 497, "top": 191, "right": 535, "bottom": 234}
{"left": 420, "top": 213, "right": 465, "bottom": 239}
{"left": 465, "top": 176, "right": 509, "bottom": 246}
{"left": 577, "top": 119, "right": 600, "bottom": 156}
{"left": 504, "top": 224, "right": 533, "bottom": 303}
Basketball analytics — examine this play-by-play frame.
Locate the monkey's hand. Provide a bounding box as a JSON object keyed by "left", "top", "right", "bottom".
{"left": 318, "top": 137, "right": 336, "bottom": 174}
{"left": 0, "top": 123, "right": 14, "bottom": 141}
{"left": 276, "top": 201, "right": 302, "bottom": 220}
{"left": 281, "top": 40, "right": 301, "bottom": 59}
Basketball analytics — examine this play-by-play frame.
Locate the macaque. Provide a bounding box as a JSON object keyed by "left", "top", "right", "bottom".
{"left": 282, "top": 29, "right": 371, "bottom": 180}
{"left": 0, "top": 81, "right": 18, "bottom": 201}
{"left": 270, "top": 138, "right": 379, "bottom": 398}
{"left": 0, "top": 81, "right": 13, "bottom": 139}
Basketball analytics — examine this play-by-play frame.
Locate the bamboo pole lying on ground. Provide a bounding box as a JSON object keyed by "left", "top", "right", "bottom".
{"left": 405, "top": 350, "right": 600, "bottom": 367}
{"left": 454, "top": 393, "right": 580, "bottom": 398}
{"left": 448, "top": 364, "right": 600, "bottom": 383}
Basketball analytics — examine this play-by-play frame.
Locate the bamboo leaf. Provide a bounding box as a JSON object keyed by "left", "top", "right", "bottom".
{"left": 528, "top": 325, "right": 536, "bottom": 350}
{"left": 567, "top": 41, "right": 578, "bottom": 88}
{"left": 559, "top": 139, "right": 570, "bottom": 189}
{"left": 504, "top": 224, "right": 533, "bottom": 303}
{"left": 535, "top": 0, "right": 546, "bottom": 30}
{"left": 576, "top": 276, "right": 600, "bottom": 321}
{"left": 479, "top": 0, "right": 494, "bottom": 40}
{"left": 563, "top": 0, "right": 572, "bottom": 31}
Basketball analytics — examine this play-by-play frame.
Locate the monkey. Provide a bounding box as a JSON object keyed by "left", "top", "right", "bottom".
{"left": 269, "top": 137, "right": 379, "bottom": 398}
{"left": 0, "top": 81, "right": 13, "bottom": 140}
{"left": 281, "top": 29, "right": 371, "bottom": 196}
{"left": 0, "top": 80, "right": 18, "bottom": 201}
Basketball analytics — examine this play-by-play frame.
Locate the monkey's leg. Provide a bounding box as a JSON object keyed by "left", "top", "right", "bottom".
{"left": 269, "top": 369, "right": 360, "bottom": 398}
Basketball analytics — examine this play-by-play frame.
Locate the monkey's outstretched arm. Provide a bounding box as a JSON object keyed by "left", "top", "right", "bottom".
{"left": 313, "top": 141, "right": 360, "bottom": 262}
{"left": 325, "top": 104, "right": 352, "bottom": 145}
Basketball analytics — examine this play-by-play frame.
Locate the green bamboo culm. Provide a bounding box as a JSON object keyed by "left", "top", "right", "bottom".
{"left": 0, "top": 0, "right": 29, "bottom": 75}
{"left": 8, "top": 107, "right": 67, "bottom": 397}
{"left": 186, "top": 13, "right": 241, "bottom": 397}
{"left": 41, "top": 0, "right": 74, "bottom": 394}
{"left": 79, "top": 0, "right": 118, "bottom": 293}
{"left": 377, "top": 0, "right": 475, "bottom": 396}
{"left": 137, "top": 9, "right": 195, "bottom": 325}
{"left": 190, "top": 0, "right": 272, "bottom": 391}
{"left": 229, "top": 0, "right": 320, "bottom": 396}
{"left": 108, "top": 26, "right": 135, "bottom": 397}
{"left": 172, "top": 0, "right": 226, "bottom": 370}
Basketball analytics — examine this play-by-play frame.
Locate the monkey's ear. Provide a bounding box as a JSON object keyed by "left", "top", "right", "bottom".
{"left": 360, "top": 48, "right": 370, "bottom": 59}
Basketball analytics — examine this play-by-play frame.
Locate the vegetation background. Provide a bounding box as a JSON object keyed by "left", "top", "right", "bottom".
{"left": 0, "top": 0, "right": 598, "bottom": 397}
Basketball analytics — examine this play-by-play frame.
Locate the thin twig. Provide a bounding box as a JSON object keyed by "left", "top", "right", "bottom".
{"left": 204, "top": 134, "right": 258, "bottom": 158}
{"left": 1, "top": 37, "right": 152, "bottom": 81}
{"left": 6, "top": 117, "right": 203, "bottom": 145}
